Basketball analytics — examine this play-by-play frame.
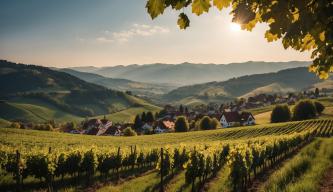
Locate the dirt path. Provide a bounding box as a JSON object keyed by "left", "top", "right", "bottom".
{"left": 320, "top": 166, "right": 333, "bottom": 192}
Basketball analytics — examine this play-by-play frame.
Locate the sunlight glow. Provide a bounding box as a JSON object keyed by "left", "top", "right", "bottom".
{"left": 230, "top": 23, "right": 241, "bottom": 32}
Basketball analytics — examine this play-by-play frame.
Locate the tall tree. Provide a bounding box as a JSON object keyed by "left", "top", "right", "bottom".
{"left": 146, "top": 111, "right": 155, "bottom": 123}
{"left": 175, "top": 116, "right": 189, "bottom": 132}
{"left": 315, "top": 88, "right": 320, "bottom": 97}
{"left": 146, "top": 0, "right": 333, "bottom": 78}
{"left": 179, "top": 104, "right": 184, "bottom": 114}
{"left": 133, "top": 115, "right": 142, "bottom": 131}
{"left": 141, "top": 112, "right": 147, "bottom": 123}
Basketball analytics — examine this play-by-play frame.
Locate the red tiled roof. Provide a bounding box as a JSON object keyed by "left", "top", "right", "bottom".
{"left": 222, "top": 111, "right": 241, "bottom": 122}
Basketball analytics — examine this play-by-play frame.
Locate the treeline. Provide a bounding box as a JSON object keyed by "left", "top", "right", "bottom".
{"left": 271, "top": 100, "right": 325, "bottom": 123}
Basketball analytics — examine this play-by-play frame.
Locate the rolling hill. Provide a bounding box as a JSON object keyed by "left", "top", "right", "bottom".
{"left": 59, "top": 68, "right": 175, "bottom": 96}
{"left": 0, "top": 60, "right": 160, "bottom": 123}
{"left": 163, "top": 67, "right": 332, "bottom": 105}
{"left": 70, "top": 61, "right": 311, "bottom": 86}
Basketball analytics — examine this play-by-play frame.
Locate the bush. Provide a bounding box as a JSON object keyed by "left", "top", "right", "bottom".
{"left": 271, "top": 105, "right": 291, "bottom": 123}
{"left": 199, "top": 116, "right": 212, "bottom": 130}
{"left": 210, "top": 118, "right": 220, "bottom": 129}
{"left": 293, "top": 100, "right": 317, "bottom": 121}
{"left": 198, "top": 116, "right": 219, "bottom": 130}
{"left": 10, "top": 122, "right": 21, "bottom": 129}
{"left": 175, "top": 116, "right": 189, "bottom": 132}
{"left": 314, "top": 101, "right": 325, "bottom": 114}
{"left": 123, "top": 127, "right": 137, "bottom": 136}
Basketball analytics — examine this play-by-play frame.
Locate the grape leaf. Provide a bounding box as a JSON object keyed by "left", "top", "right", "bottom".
{"left": 192, "top": 0, "right": 211, "bottom": 16}
{"left": 213, "top": 0, "right": 231, "bottom": 10}
{"left": 146, "top": 0, "right": 166, "bottom": 19}
{"left": 178, "top": 13, "right": 190, "bottom": 29}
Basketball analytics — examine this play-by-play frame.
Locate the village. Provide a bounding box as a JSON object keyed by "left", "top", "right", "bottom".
{"left": 70, "top": 89, "right": 323, "bottom": 136}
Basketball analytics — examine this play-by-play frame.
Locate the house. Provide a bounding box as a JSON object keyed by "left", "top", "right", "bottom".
{"left": 155, "top": 120, "right": 175, "bottom": 134}
{"left": 219, "top": 111, "right": 255, "bottom": 128}
{"left": 82, "top": 118, "right": 113, "bottom": 135}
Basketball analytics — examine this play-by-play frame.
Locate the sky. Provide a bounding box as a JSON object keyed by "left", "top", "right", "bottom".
{"left": 0, "top": 0, "right": 311, "bottom": 67}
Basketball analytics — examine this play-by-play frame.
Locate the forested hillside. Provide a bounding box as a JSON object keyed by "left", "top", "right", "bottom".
{"left": 163, "top": 67, "right": 332, "bottom": 105}
{"left": 0, "top": 60, "right": 158, "bottom": 122}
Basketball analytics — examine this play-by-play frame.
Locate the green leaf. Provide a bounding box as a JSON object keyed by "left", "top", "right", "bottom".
{"left": 213, "top": 0, "right": 231, "bottom": 10}
{"left": 177, "top": 13, "right": 190, "bottom": 29}
{"left": 192, "top": 0, "right": 211, "bottom": 16}
{"left": 146, "top": 0, "right": 166, "bottom": 19}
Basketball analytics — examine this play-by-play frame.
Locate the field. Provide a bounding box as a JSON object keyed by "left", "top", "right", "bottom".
{"left": 1, "top": 119, "right": 333, "bottom": 192}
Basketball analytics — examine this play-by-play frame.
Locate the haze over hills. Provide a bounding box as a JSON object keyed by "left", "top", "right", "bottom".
{"left": 59, "top": 69, "right": 175, "bottom": 96}
{"left": 0, "top": 60, "right": 159, "bottom": 123}
{"left": 162, "top": 67, "right": 333, "bottom": 106}
{"left": 69, "top": 61, "right": 311, "bottom": 86}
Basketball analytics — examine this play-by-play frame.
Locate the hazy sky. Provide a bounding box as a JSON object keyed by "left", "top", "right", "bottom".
{"left": 0, "top": 0, "right": 311, "bottom": 67}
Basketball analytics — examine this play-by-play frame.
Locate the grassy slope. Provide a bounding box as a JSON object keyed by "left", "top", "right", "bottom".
{"left": 0, "top": 95, "right": 161, "bottom": 124}
{"left": 94, "top": 95, "right": 162, "bottom": 123}
{"left": 260, "top": 138, "right": 333, "bottom": 192}
{"left": 0, "top": 118, "right": 10, "bottom": 128}
{"left": 0, "top": 101, "right": 83, "bottom": 123}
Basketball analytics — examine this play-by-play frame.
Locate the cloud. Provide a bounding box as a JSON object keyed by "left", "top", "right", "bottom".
{"left": 96, "top": 24, "right": 170, "bottom": 44}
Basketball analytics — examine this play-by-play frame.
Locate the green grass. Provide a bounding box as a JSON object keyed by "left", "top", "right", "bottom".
{"left": 97, "top": 171, "right": 159, "bottom": 192}
{"left": 260, "top": 138, "right": 333, "bottom": 192}
{"left": 0, "top": 95, "right": 161, "bottom": 124}
{"left": 0, "top": 101, "right": 83, "bottom": 123}
{"left": 0, "top": 118, "right": 10, "bottom": 128}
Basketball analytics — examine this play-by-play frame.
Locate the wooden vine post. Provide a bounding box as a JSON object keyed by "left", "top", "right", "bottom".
{"left": 160, "top": 148, "right": 164, "bottom": 192}
{"left": 16, "top": 150, "right": 21, "bottom": 192}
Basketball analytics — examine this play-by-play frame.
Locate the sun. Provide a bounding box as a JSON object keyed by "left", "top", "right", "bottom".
{"left": 230, "top": 23, "right": 241, "bottom": 32}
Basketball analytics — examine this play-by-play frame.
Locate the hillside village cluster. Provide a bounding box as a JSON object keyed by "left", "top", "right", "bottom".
{"left": 70, "top": 90, "right": 323, "bottom": 136}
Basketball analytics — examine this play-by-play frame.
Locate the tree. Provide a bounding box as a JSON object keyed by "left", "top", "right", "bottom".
{"left": 315, "top": 88, "right": 320, "bottom": 97}
{"left": 146, "top": 0, "right": 333, "bottom": 78}
{"left": 11, "top": 122, "right": 21, "bottom": 129}
{"left": 141, "top": 112, "right": 147, "bottom": 123}
{"left": 133, "top": 115, "right": 142, "bottom": 131}
{"left": 179, "top": 104, "right": 184, "bottom": 114}
{"left": 210, "top": 118, "right": 220, "bottom": 129}
{"left": 123, "top": 127, "right": 137, "bottom": 136}
{"left": 314, "top": 101, "right": 325, "bottom": 114}
{"left": 146, "top": 111, "right": 155, "bottom": 123}
{"left": 199, "top": 116, "right": 212, "bottom": 130}
{"left": 175, "top": 116, "right": 189, "bottom": 132}
{"left": 293, "top": 100, "right": 317, "bottom": 120}
{"left": 185, "top": 106, "right": 189, "bottom": 114}
{"left": 271, "top": 105, "right": 291, "bottom": 123}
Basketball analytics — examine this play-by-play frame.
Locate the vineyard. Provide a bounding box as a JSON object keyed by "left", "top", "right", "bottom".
{"left": 1, "top": 119, "right": 333, "bottom": 191}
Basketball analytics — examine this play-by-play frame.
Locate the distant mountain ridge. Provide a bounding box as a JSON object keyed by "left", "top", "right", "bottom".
{"left": 69, "top": 61, "right": 311, "bottom": 85}
{"left": 59, "top": 69, "right": 175, "bottom": 96}
{"left": 162, "top": 67, "right": 332, "bottom": 105}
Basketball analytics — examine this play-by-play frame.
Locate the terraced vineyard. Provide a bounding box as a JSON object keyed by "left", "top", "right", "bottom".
{"left": 1, "top": 119, "right": 333, "bottom": 192}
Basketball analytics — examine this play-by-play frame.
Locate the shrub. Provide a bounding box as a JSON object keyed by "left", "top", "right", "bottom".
{"left": 271, "top": 105, "right": 291, "bottom": 123}
{"left": 293, "top": 100, "right": 317, "bottom": 121}
{"left": 175, "top": 116, "right": 189, "bottom": 132}
{"left": 314, "top": 101, "right": 325, "bottom": 114}
{"left": 199, "top": 116, "right": 212, "bottom": 130}
{"left": 123, "top": 127, "right": 137, "bottom": 136}
{"left": 10, "top": 122, "right": 21, "bottom": 129}
{"left": 210, "top": 118, "right": 220, "bottom": 129}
